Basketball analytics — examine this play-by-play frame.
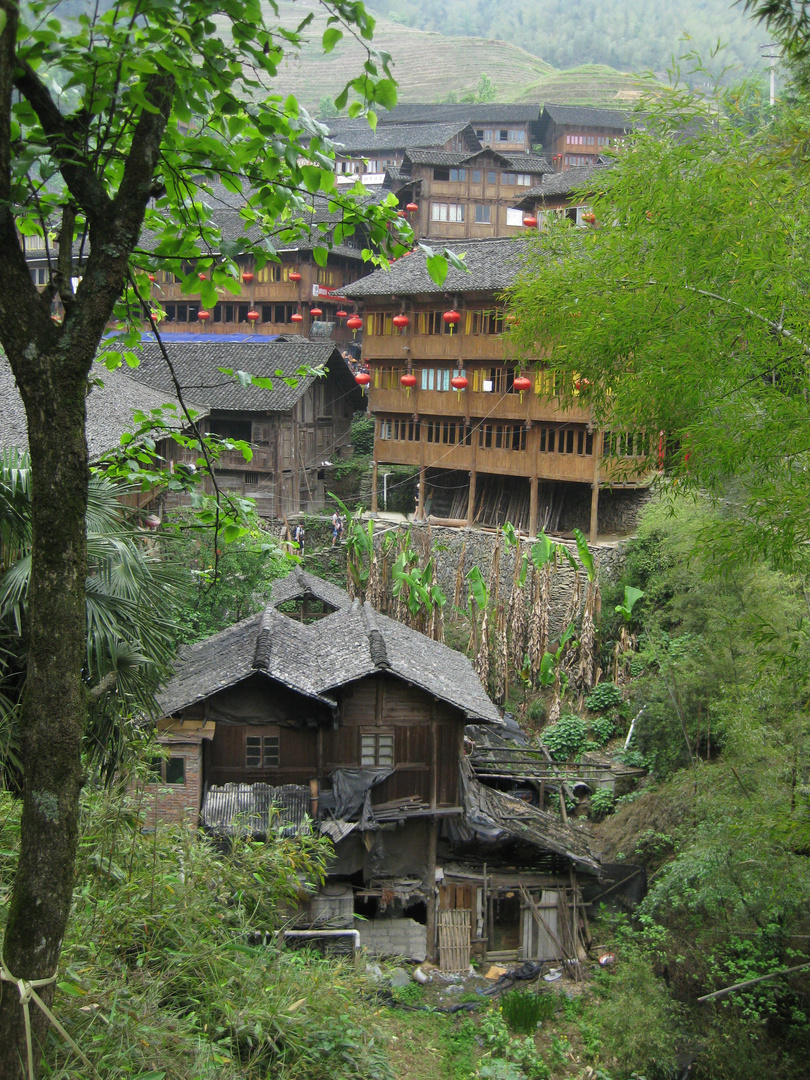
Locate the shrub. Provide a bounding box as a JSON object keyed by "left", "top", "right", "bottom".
{"left": 586, "top": 682, "right": 623, "bottom": 711}
{"left": 350, "top": 411, "right": 375, "bottom": 455}
{"left": 527, "top": 698, "right": 546, "bottom": 723}
{"left": 543, "top": 715, "right": 588, "bottom": 760}
{"left": 500, "top": 990, "right": 554, "bottom": 1034}
{"left": 589, "top": 787, "right": 615, "bottom": 820}
{"left": 591, "top": 715, "right": 615, "bottom": 745}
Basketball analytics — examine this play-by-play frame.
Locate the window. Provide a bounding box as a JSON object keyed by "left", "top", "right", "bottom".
{"left": 478, "top": 424, "right": 526, "bottom": 451}
{"left": 476, "top": 128, "right": 484, "bottom": 138}
{"left": 506, "top": 208, "right": 524, "bottom": 227}
{"left": 471, "top": 309, "right": 504, "bottom": 335}
{"left": 361, "top": 732, "right": 394, "bottom": 767}
{"left": 149, "top": 756, "right": 186, "bottom": 785}
{"left": 419, "top": 310, "right": 457, "bottom": 335}
{"left": 246, "top": 733, "right": 280, "bottom": 768}
{"left": 209, "top": 417, "right": 252, "bottom": 441}
{"left": 244, "top": 471, "right": 259, "bottom": 485}
{"left": 256, "top": 263, "right": 281, "bottom": 283}
{"left": 421, "top": 367, "right": 451, "bottom": 391}
{"left": 449, "top": 168, "right": 466, "bottom": 182}
{"left": 499, "top": 129, "right": 508, "bottom": 141}
{"left": 471, "top": 169, "right": 482, "bottom": 183}
{"left": 511, "top": 129, "right": 526, "bottom": 143}
{"left": 475, "top": 204, "right": 491, "bottom": 224}
{"left": 379, "top": 418, "right": 393, "bottom": 440}
{"left": 433, "top": 167, "right": 450, "bottom": 181}
{"left": 431, "top": 203, "right": 464, "bottom": 222}
{"left": 487, "top": 170, "right": 497, "bottom": 184}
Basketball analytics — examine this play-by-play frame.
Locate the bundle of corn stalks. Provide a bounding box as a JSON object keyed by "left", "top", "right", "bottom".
{"left": 366, "top": 552, "right": 381, "bottom": 611}
{"left": 491, "top": 606, "right": 508, "bottom": 704}
{"left": 453, "top": 541, "right": 467, "bottom": 609}
{"left": 507, "top": 552, "right": 528, "bottom": 671}
{"left": 475, "top": 606, "right": 490, "bottom": 688}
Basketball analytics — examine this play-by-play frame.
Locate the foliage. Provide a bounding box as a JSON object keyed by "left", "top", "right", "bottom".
{"left": 589, "top": 787, "right": 615, "bottom": 820}
{"left": 368, "top": 0, "right": 763, "bottom": 80}
{"left": 508, "top": 83, "right": 810, "bottom": 573}
{"left": 499, "top": 991, "right": 554, "bottom": 1034}
{"left": 586, "top": 682, "right": 623, "bottom": 711}
{"left": 0, "top": 778, "right": 400, "bottom": 1080}
{"left": 350, "top": 412, "right": 376, "bottom": 456}
{"left": 477, "top": 1008, "right": 550, "bottom": 1080}
{"left": 161, "top": 509, "right": 289, "bottom": 644}
{"left": 0, "top": 460, "right": 187, "bottom": 786}
{"left": 538, "top": 623, "right": 576, "bottom": 690}
{"left": 590, "top": 714, "right": 616, "bottom": 745}
{"left": 542, "top": 714, "right": 588, "bottom": 760}
{"left": 615, "top": 586, "right": 645, "bottom": 623}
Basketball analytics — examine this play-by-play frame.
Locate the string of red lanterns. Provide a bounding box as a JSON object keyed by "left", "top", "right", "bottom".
{"left": 443, "top": 309, "right": 461, "bottom": 334}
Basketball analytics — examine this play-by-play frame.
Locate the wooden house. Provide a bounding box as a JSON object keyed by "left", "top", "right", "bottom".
{"left": 123, "top": 338, "right": 362, "bottom": 518}
{"left": 341, "top": 237, "right": 652, "bottom": 539}
{"left": 373, "top": 103, "right": 544, "bottom": 157}
{"left": 325, "top": 118, "right": 482, "bottom": 186}
{"left": 514, "top": 161, "right": 613, "bottom": 227}
{"left": 148, "top": 568, "right": 600, "bottom": 965}
{"left": 391, "top": 148, "right": 551, "bottom": 240}
{"left": 22, "top": 190, "right": 372, "bottom": 345}
{"left": 537, "top": 104, "right": 630, "bottom": 172}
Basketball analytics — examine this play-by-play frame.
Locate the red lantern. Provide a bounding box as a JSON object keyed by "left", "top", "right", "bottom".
{"left": 513, "top": 374, "right": 532, "bottom": 402}
{"left": 310, "top": 307, "right": 323, "bottom": 318}
{"left": 336, "top": 310, "right": 348, "bottom": 319}
{"left": 198, "top": 272, "right": 207, "bottom": 280}
{"left": 523, "top": 216, "right": 538, "bottom": 228}
{"left": 406, "top": 202, "right": 419, "bottom": 213}
{"left": 397, "top": 209, "right": 406, "bottom": 218}
{"left": 355, "top": 371, "right": 371, "bottom": 395}
{"left": 451, "top": 374, "right": 468, "bottom": 400}
{"left": 242, "top": 271, "right": 254, "bottom": 283}
{"left": 392, "top": 314, "right": 410, "bottom": 330}
{"left": 443, "top": 309, "right": 461, "bottom": 335}
{"left": 148, "top": 274, "right": 156, "bottom": 283}
{"left": 291, "top": 312, "right": 303, "bottom": 324}
{"left": 347, "top": 315, "right": 363, "bottom": 334}
{"left": 400, "top": 372, "right": 417, "bottom": 397}
{"left": 197, "top": 309, "right": 210, "bottom": 321}
{"left": 247, "top": 309, "right": 260, "bottom": 322}
{"left": 289, "top": 271, "right": 302, "bottom": 282}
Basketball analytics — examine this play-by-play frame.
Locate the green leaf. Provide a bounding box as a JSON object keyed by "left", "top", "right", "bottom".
{"left": 322, "top": 27, "right": 343, "bottom": 52}
{"left": 531, "top": 533, "right": 554, "bottom": 570}
{"left": 467, "top": 565, "right": 488, "bottom": 610}
{"left": 573, "top": 528, "right": 595, "bottom": 582}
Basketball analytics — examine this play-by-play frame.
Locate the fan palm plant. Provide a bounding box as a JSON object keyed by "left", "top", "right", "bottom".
{"left": 0, "top": 450, "right": 187, "bottom": 787}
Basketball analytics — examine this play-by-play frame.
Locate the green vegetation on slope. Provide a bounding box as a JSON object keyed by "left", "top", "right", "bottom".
{"left": 369, "top": 0, "right": 768, "bottom": 83}
{"left": 270, "top": 0, "right": 647, "bottom": 107}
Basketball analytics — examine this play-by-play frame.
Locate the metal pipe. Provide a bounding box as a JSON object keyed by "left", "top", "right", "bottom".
{"left": 383, "top": 472, "right": 391, "bottom": 510}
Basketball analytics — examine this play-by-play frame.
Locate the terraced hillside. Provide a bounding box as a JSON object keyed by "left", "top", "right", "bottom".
{"left": 261, "top": 1, "right": 645, "bottom": 109}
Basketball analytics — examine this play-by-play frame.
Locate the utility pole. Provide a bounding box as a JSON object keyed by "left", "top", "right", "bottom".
{"left": 760, "top": 42, "right": 778, "bottom": 107}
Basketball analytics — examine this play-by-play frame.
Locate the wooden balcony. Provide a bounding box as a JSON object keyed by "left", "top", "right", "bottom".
{"left": 365, "top": 333, "right": 506, "bottom": 362}
{"left": 370, "top": 385, "right": 590, "bottom": 425}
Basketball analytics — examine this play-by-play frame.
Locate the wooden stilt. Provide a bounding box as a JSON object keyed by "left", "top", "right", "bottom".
{"left": 371, "top": 459, "right": 378, "bottom": 513}
{"left": 589, "top": 432, "right": 601, "bottom": 543}
{"left": 417, "top": 465, "right": 426, "bottom": 521}
{"left": 425, "top": 818, "right": 439, "bottom": 961}
{"left": 467, "top": 467, "right": 477, "bottom": 527}
{"left": 529, "top": 475, "right": 538, "bottom": 537}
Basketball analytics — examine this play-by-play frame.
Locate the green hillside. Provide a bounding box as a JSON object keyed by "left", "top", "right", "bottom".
{"left": 262, "top": 1, "right": 646, "bottom": 109}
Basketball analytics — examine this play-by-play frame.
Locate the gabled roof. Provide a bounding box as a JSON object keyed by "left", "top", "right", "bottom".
{"left": 0, "top": 355, "right": 205, "bottom": 458}
{"left": 118, "top": 340, "right": 354, "bottom": 413}
{"left": 402, "top": 148, "right": 550, "bottom": 173}
{"left": 159, "top": 568, "right": 503, "bottom": 725}
{"left": 377, "top": 104, "right": 543, "bottom": 125}
{"left": 341, "top": 237, "right": 531, "bottom": 298}
{"left": 516, "top": 162, "right": 613, "bottom": 206}
{"left": 326, "top": 119, "right": 481, "bottom": 154}
{"left": 541, "top": 104, "right": 631, "bottom": 130}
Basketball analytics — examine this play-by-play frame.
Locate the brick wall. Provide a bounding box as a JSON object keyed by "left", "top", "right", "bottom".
{"left": 138, "top": 741, "right": 202, "bottom": 827}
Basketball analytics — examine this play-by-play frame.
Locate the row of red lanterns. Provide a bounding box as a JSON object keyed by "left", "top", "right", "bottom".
{"left": 195, "top": 306, "right": 363, "bottom": 325}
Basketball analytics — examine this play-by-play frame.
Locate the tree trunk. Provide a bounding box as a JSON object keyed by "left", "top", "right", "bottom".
{"left": 0, "top": 349, "right": 90, "bottom": 1079}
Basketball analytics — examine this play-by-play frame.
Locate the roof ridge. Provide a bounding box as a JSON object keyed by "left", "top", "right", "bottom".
{"left": 252, "top": 606, "right": 275, "bottom": 671}
{"left": 361, "top": 601, "right": 391, "bottom": 670}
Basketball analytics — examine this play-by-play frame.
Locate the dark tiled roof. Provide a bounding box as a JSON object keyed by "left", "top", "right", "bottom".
{"left": 0, "top": 355, "right": 202, "bottom": 458}
{"left": 402, "top": 148, "right": 550, "bottom": 174}
{"left": 403, "top": 149, "right": 472, "bottom": 167}
{"left": 542, "top": 104, "right": 631, "bottom": 129}
{"left": 501, "top": 153, "right": 552, "bottom": 173}
{"left": 519, "top": 162, "right": 613, "bottom": 203}
{"left": 341, "top": 237, "right": 532, "bottom": 298}
{"left": 159, "top": 569, "right": 502, "bottom": 724}
{"left": 326, "top": 119, "right": 481, "bottom": 153}
{"left": 118, "top": 340, "right": 349, "bottom": 413}
{"left": 378, "top": 104, "right": 542, "bottom": 125}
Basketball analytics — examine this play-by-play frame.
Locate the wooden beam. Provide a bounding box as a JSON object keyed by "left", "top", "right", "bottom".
{"left": 425, "top": 819, "right": 439, "bottom": 962}
{"left": 589, "top": 431, "right": 600, "bottom": 543}
{"left": 466, "top": 467, "right": 477, "bottom": 527}
{"left": 371, "top": 459, "right": 378, "bottom": 513}
{"left": 417, "top": 465, "right": 426, "bottom": 521}
{"left": 529, "top": 475, "right": 538, "bottom": 537}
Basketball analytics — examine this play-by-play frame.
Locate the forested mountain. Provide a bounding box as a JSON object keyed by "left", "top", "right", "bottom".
{"left": 369, "top": 0, "right": 767, "bottom": 80}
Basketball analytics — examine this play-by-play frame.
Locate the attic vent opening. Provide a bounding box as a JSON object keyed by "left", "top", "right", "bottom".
{"left": 275, "top": 597, "right": 337, "bottom": 624}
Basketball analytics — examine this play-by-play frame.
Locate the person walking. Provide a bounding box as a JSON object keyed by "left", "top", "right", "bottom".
{"left": 292, "top": 521, "right": 305, "bottom": 556}
{"left": 331, "top": 511, "right": 343, "bottom": 547}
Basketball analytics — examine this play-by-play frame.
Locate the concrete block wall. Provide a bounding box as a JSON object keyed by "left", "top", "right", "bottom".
{"left": 357, "top": 917, "right": 427, "bottom": 961}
